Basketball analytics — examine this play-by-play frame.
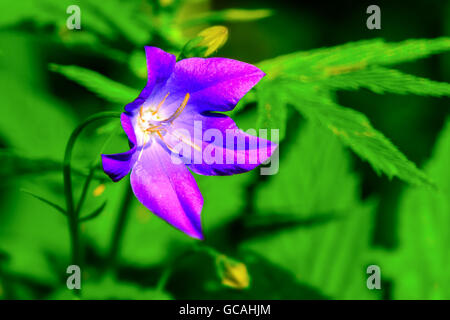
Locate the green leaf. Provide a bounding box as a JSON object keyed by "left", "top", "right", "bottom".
{"left": 0, "top": 0, "right": 115, "bottom": 41}
{"left": 49, "top": 275, "right": 172, "bottom": 300}
{"left": 50, "top": 64, "right": 139, "bottom": 105}
{"left": 254, "top": 121, "right": 360, "bottom": 218}
{"left": 0, "top": 150, "right": 107, "bottom": 182}
{"left": 21, "top": 189, "right": 67, "bottom": 217}
{"left": 242, "top": 202, "right": 379, "bottom": 299}
{"left": 259, "top": 38, "right": 450, "bottom": 76}
{"left": 0, "top": 75, "right": 75, "bottom": 157}
{"left": 255, "top": 80, "right": 288, "bottom": 141}
{"left": 317, "top": 66, "right": 450, "bottom": 96}
{"left": 281, "top": 81, "right": 432, "bottom": 186}
{"left": 183, "top": 8, "right": 273, "bottom": 26}
{"left": 239, "top": 122, "right": 380, "bottom": 299}
{"left": 379, "top": 117, "right": 450, "bottom": 299}
{"left": 85, "top": 0, "right": 152, "bottom": 46}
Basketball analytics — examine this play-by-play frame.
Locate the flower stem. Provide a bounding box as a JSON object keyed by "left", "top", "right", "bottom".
{"left": 63, "top": 111, "right": 121, "bottom": 291}
{"left": 107, "top": 183, "right": 133, "bottom": 270}
{"left": 75, "top": 124, "right": 119, "bottom": 216}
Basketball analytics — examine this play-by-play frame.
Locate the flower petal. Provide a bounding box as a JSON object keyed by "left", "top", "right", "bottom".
{"left": 125, "top": 46, "right": 176, "bottom": 113}
{"left": 130, "top": 141, "right": 204, "bottom": 239}
{"left": 101, "top": 113, "right": 138, "bottom": 182}
{"left": 121, "top": 112, "right": 137, "bottom": 147}
{"left": 101, "top": 148, "right": 136, "bottom": 182}
{"left": 164, "top": 57, "right": 265, "bottom": 113}
{"left": 168, "top": 112, "right": 277, "bottom": 175}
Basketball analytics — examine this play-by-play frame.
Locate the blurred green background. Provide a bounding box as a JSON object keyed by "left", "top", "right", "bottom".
{"left": 0, "top": 0, "right": 449, "bottom": 300}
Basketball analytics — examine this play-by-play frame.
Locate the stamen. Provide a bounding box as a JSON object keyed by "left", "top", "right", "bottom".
{"left": 152, "top": 92, "right": 170, "bottom": 115}
{"left": 139, "top": 106, "right": 145, "bottom": 121}
{"left": 170, "top": 131, "right": 202, "bottom": 152}
{"left": 163, "top": 93, "right": 190, "bottom": 123}
{"left": 156, "top": 130, "right": 176, "bottom": 153}
{"left": 145, "top": 124, "right": 163, "bottom": 133}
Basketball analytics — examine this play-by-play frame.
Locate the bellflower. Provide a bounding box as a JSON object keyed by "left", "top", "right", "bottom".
{"left": 102, "top": 47, "right": 277, "bottom": 239}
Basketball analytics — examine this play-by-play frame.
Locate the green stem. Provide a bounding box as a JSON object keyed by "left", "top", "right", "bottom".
{"left": 63, "top": 111, "right": 121, "bottom": 285}
{"left": 107, "top": 183, "right": 133, "bottom": 270}
{"left": 75, "top": 166, "right": 95, "bottom": 216}
{"left": 75, "top": 125, "right": 119, "bottom": 216}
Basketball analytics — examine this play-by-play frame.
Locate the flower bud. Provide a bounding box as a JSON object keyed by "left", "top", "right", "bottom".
{"left": 180, "top": 26, "right": 228, "bottom": 59}
{"left": 216, "top": 254, "right": 250, "bottom": 290}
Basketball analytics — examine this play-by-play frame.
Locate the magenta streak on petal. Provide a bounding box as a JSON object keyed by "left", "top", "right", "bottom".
{"left": 130, "top": 141, "right": 204, "bottom": 239}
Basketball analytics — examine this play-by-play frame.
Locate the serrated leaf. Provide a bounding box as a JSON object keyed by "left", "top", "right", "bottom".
{"left": 50, "top": 64, "right": 139, "bottom": 105}
{"left": 318, "top": 66, "right": 450, "bottom": 96}
{"left": 259, "top": 38, "right": 450, "bottom": 77}
{"left": 281, "top": 81, "right": 432, "bottom": 186}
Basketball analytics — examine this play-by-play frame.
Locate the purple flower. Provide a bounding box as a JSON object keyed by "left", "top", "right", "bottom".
{"left": 101, "top": 47, "right": 277, "bottom": 239}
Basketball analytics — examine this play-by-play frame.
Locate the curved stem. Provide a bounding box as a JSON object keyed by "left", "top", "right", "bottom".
{"left": 63, "top": 112, "right": 121, "bottom": 283}
{"left": 75, "top": 125, "right": 119, "bottom": 216}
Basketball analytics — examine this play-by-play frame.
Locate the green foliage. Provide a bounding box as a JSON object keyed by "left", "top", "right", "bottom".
{"left": 258, "top": 38, "right": 450, "bottom": 74}
{"left": 178, "top": 26, "right": 229, "bottom": 59}
{"left": 252, "top": 38, "right": 450, "bottom": 185}
{"left": 316, "top": 66, "right": 450, "bottom": 96}
{"left": 378, "top": 118, "right": 450, "bottom": 299}
{"left": 21, "top": 189, "right": 67, "bottom": 217}
{"left": 254, "top": 121, "right": 359, "bottom": 217}
{"left": 255, "top": 80, "right": 288, "bottom": 141}
{"left": 50, "top": 64, "right": 139, "bottom": 105}
{"left": 241, "top": 122, "right": 380, "bottom": 299}
{"left": 0, "top": 0, "right": 449, "bottom": 301}
{"left": 286, "top": 83, "right": 431, "bottom": 185}
{"left": 183, "top": 8, "right": 273, "bottom": 26}
{"left": 50, "top": 275, "right": 172, "bottom": 300}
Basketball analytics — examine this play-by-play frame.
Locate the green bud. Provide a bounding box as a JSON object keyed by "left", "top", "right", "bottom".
{"left": 179, "top": 26, "right": 229, "bottom": 59}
